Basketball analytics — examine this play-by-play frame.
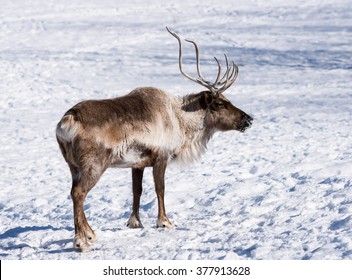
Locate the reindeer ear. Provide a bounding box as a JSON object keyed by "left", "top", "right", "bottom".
{"left": 200, "top": 91, "right": 214, "bottom": 109}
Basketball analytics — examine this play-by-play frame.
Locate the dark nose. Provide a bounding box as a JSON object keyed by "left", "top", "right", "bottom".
{"left": 239, "top": 114, "right": 253, "bottom": 132}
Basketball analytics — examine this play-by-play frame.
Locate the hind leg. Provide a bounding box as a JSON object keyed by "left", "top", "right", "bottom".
{"left": 69, "top": 164, "right": 105, "bottom": 252}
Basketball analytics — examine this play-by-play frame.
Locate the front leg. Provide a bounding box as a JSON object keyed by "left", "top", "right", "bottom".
{"left": 127, "top": 168, "right": 144, "bottom": 228}
{"left": 153, "top": 157, "right": 174, "bottom": 229}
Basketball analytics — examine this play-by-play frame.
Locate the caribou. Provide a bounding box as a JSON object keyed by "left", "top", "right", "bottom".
{"left": 56, "top": 27, "right": 253, "bottom": 252}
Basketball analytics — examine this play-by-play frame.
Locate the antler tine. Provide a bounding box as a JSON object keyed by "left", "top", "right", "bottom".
{"left": 230, "top": 61, "right": 239, "bottom": 81}
{"left": 225, "top": 61, "right": 238, "bottom": 84}
{"left": 216, "top": 55, "right": 238, "bottom": 85}
{"left": 184, "top": 39, "right": 206, "bottom": 83}
{"left": 217, "top": 61, "right": 239, "bottom": 93}
{"left": 217, "top": 54, "right": 232, "bottom": 86}
{"left": 213, "top": 56, "right": 222, "bottom": 85}
{"left": 185, "top": 38, "right": 223, "bottom": 92}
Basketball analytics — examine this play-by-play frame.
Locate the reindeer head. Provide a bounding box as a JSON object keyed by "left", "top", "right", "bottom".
{"left": 167, "top": 27, "right": 253, "bottom": 133}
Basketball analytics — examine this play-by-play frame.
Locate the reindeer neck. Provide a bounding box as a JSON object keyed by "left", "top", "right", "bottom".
{"left": 172, "top": 94, "right": 215, "bottom": 164}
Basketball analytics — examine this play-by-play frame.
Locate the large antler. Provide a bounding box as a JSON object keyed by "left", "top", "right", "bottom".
{"left": 166, "top": 27, "right": 238, "bottom": 96}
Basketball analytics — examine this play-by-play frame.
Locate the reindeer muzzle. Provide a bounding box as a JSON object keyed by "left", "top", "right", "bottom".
{"left": 239, "top": 115, "right": 253, "bottom": 132}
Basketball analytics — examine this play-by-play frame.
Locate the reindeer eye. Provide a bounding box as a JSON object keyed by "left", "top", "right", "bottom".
{"left": 215, "top": 102, "right": 226, "bottom": 109}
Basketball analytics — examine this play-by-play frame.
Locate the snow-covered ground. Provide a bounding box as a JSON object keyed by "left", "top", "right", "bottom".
{"left": 0, "top": 0, "right": 351, "bottom": 260}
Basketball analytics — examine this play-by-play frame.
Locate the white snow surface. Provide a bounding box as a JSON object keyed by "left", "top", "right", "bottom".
{"left": 1, "top": 0, "right": 351, "bottom": 260}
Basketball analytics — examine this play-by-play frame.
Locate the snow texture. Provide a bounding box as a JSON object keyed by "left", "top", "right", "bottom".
{"left": 0, "top": 0, "right": 351, "bottom": 260}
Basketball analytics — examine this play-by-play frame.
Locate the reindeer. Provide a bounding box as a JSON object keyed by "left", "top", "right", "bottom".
{"left": 56, "top": 27, "right": 253, "bottom": 252}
